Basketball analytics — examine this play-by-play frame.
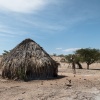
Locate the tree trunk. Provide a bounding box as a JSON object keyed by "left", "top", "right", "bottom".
{"left": 72, "top": 62, "right": 76, "bottom": 74}
{"left": 87, "top": 64, "right": 89, "bottom": 69}
{"left": 76, "top": 62, "right": 83, "bottom": 69}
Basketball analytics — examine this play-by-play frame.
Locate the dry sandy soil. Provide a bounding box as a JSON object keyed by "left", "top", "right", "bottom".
{"left": 0, "top": 63, "right": 100, "bottom": 100}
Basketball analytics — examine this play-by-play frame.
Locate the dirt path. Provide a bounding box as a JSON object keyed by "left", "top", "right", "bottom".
{"left": 0, "top": 63, "right": 100, "bottom": 100}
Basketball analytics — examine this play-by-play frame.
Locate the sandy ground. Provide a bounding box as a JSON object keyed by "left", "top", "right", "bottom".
{"left": 0, "top": 63, "right": 100, "bottom": 100}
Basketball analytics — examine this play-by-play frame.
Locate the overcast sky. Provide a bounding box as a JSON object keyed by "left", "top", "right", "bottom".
{"left": 0, "top": 0, "right": 100, "bottom": 55}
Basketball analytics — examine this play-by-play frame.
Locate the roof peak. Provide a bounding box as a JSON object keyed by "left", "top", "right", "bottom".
{"left": 19, "top": 38, "right": 36, "bottom": 45}
{"left": 23, "top": 38, "right": 34, "bottom": 42}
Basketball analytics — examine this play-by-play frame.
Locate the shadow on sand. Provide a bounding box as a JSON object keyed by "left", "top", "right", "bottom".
{"left": 25, "top": 75, "right": 67, "bottom": 82}
{"left": 90, "top": 69, "right": 100, "bottom": 70}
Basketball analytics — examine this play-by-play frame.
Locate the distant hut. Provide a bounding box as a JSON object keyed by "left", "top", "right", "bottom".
{"left": 1, "top": 39, "right": 58, "bottom": 80}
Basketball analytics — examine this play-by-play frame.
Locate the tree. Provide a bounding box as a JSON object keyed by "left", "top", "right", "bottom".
{"left": 74, "top": 54, "right": 83, "bottom": 69}
{"left": 53, "top": 53, "right": 57, "bottom": 56}
{"left": 75, "top": 48, "right": 100, "bottom": 69}
{"left": 65, "top": 54, "right": 83, "bottom": 69}
{"left": 65, "top": 54, "right": 72, "bottom": 63}
{"left": 58, "top": 54, "right": 65, "bottom": 57}
{"left": 2, "top": 50, "right": 10, "bottom": 55}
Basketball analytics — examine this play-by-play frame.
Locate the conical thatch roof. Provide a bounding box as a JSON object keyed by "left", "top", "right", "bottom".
{"left": 1, "top": 38, "right": 58, "bottom": 80}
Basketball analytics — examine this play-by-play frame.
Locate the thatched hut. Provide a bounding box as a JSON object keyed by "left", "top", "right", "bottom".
{"left": 1, "top": 38, "right": 58, "bottom": 80}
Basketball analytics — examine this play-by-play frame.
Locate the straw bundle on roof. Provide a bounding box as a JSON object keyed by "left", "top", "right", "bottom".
{"left": 1, "top": 39, "right": 58, "bottom": 80}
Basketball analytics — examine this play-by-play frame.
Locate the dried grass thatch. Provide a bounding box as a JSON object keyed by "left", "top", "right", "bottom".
{"left": 1, "top": 39, "right": 58, "bottom": 80}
